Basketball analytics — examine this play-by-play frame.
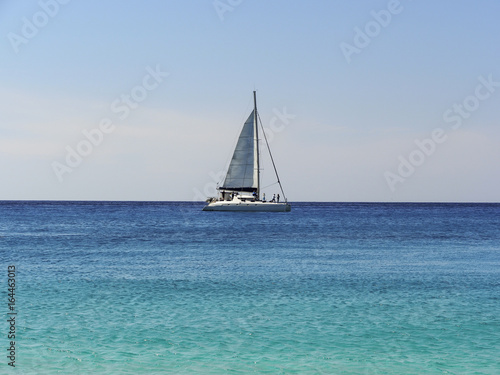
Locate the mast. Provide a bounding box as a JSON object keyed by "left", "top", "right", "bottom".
{"left": 254, "top": 90, "right": 260, "bottom": 200}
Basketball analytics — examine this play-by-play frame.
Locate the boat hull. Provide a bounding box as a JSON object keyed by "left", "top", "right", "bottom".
{"left": 203, "top": 201, "right": 291, "bottom": 212}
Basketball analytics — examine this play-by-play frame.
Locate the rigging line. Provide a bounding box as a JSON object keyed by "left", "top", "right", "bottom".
{"left": 261, "top": 182, "right": 279, "bottom": 190}
{"left": 257, "top": 111, "right": 287, "bottom": 200}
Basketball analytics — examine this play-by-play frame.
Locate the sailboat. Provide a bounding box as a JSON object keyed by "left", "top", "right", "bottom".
{"left": 203, "top": 91, "right": 291, "bottom": 212}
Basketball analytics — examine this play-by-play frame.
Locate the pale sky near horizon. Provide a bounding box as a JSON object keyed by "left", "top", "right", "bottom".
{"left": 1, "top": 0, "right": 499, "bottom": 202}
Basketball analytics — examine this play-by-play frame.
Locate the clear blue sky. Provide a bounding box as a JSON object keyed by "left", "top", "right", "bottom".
{"left": 1, "top": 0, "right": 499, "bottom": 202}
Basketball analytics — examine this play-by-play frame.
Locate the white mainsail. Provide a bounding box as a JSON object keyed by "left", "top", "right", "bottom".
{"left": 220, "top": 109, "right": 259, "bottom": 193}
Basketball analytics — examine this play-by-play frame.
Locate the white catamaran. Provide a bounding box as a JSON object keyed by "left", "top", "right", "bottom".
{"left": 203, "top": 91, "right": 291, "bottom": 212}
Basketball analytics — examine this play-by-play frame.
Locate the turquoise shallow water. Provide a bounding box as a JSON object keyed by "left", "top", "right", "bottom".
{"left": 1, "top": 202, "right": 500, "bottom": 373}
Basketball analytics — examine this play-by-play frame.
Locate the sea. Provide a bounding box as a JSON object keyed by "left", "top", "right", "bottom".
{"left": 1, "top": 201, "right": 499, "bottom": 374}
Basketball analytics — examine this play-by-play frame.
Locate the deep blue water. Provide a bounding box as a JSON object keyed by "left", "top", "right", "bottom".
{"left": 1, "top": 201, "right": 499, "bottom": 373}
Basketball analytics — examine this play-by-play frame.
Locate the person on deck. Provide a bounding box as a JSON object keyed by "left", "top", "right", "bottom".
{"left": 277, "top": 194, "right": 280, "bottom": 203}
